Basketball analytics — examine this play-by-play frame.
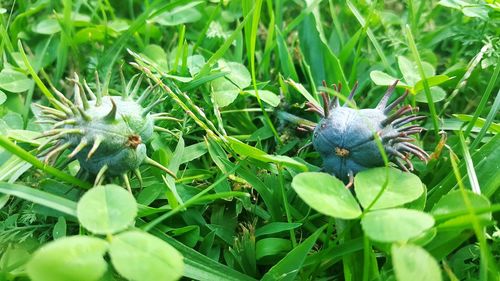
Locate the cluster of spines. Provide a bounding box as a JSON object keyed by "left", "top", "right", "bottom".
{"left": 299, "top": 80, "right": 429, "bottom": 171}
{"left": 34, "top": 72, "right": 177, "bottom": 189}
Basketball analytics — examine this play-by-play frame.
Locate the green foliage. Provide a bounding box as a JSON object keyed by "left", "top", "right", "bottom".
{"left": 354, "top": 167, "right": 424, "bottom": 210}
{"left": 109, "top": 231, "right": 184, "bottom": 281}
{"left": 0, "top": 0, "right": 499, "bottom": 280}
{"left": 392, "top": 244, "right": 443, "bottom": 281}
{"left": 22, "top": 184, "right": 184, "bottom": 281}
{"left": 76, "top": 184, "right": 137, "bottom": 235}
{"left": 27, "top": 236, "right": 108, "bottom": 281}
{"left": 291, "top": 172, "right": 361, "bottom": 219}
{"left": 361, "top": 208, "right": 435, "bottom": 243}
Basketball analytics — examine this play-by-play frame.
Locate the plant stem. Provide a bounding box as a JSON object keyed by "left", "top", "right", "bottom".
{"left": 278, "top": 164, "right": 297, "bottom": 247}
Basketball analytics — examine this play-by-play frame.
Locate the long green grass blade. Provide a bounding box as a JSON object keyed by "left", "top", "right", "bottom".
{"left": 0, "top": 182, "right": 77, "bottom": 217}
{"left": 471, "top": 89, "right": 500, "bottom": 150}
{"left": 261, "top": 226, "right": 326, "bottom": 280}
{"left": 405, "top": 25, "right": 440, "bottom": 137}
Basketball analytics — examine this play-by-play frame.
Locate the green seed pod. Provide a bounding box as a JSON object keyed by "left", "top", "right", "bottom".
{"left": 35, "top": 73, "right": 175, "bottom": 187}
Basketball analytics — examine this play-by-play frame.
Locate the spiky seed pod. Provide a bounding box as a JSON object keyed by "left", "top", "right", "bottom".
{"left": 35, "top": 72, "right": 176, "bottom": 186}
{"left": 300, "top": 80, "right": 429, "bottom": 184}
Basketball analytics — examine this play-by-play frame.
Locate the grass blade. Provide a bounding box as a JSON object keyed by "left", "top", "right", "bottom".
{"left": 463, "top": 56, "right": 500, "bottom": 138}
{"left": 471, "top": 89, "right": 500, "bottom": 150}
{"left": 0, "top": 136, "right": 91, "bottom": 189}
{"left": 261, "top": 225, "right": 326, "bottom": 280}
{"left": 458, "top": 131, "right": 480, "bottom": 194}
{"left": 405, "top": 25, "right": 440, "bottom": 137}
{"left": 0, "top": 182, "right": 77, "bottom": 217}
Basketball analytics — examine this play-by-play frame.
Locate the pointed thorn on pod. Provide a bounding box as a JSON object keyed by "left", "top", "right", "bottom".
{"left": 345, "top": 170, "right": 354, "bottom": 189}
{"left": 77, "top": 107, "right": 92, "bottom": 122}
{"left": 134, "top": 168, "right": 143, "bottom": 187}
{"left": 104, "top": 98, "right": 117, "bottom": 122}
{"left": 83, "top": 79, "right": 97, "bottom": 100}
{"left": 384, "top": 89, "right": 410, "bottom": 114}
{"left": 344, "top": 81, "right": 359, "bottom": 107}
{"left": 94, "top": 164, "right": 108, "bottom": 186}
{"left": 87, "top": 136, "right": 103, "bottom": 159}
{"left": 68, "top": 139, "right": 88, "bottom": 158}
{"left": 95, "top": 71, "right": 103, "bottom": 106}
{"left": 129, "top": 74, "right": 144, "bottom": 99}
{"left": 43, "top": 142, "right": 71, "bottom": 165}
{"left": 376, "top": 80, "right": 399, "bottom": 110}
{"left": 122, "top": 173, "right": 132, "bottom": 193}
{"left": 393, "top": 157, "right": 410, "bottom": 172}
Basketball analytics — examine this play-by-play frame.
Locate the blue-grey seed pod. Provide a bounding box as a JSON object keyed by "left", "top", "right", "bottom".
{"left": 305, "top": 80, "right": 429, "bottom": 184}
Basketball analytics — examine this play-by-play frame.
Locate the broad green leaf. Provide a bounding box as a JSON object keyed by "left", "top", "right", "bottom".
{"left": 255, "top": 222, "right": 302, "bottom": 237}
{"left": 219, "top": 61, "right": 251, "bottom": 89}
{"left": 211, "top": 77, "right": 240, "bottom": 107}
{"left": 3, "top": 111, "right": 23, "bottom": 129}
{"left": 291, "top": 172, "right": 361, "bottom": 219}
{"left": 109, "top": 230, "right": 184, "bottom": 281}
{"left": 392, "top": 244, "right": 442, "bottom": 281}
{"left": 370, "top": 71, "right": 408, "bottom": 87}
{"left": 0, "top": 69, "right": 32, "bottom": 93}
{"left": 165, "top": 136, "right": 186, "bottom": 206}
{"left": 142, "top": 44, "right": 167, "bottom": 63}
{"left": 77, "top": 185, "right": 137, "bottom": 235}
{"left": 463, "top": 5, "right": 489, "bottom": 20}
{"left": 0, "top": 194, "right": 10, "bottom": 209}
{"left": 52, "top": 216, "right": 67, "bottom": 239}
{"left": 361, "top": 208, "right": 435, "bottom": 242}
{"left": 244, "top": 90, "right": 280, "bottom": 107}
{"left": 8, "top": 129, "right": 43, "bottom": 145}
{"left": 228, "top": 137, "right": 307, "bottom": 171}
{"left": 74, "top": 27, "right": 105, "bottom": 44}
{"left": 107, "top": 19, "right": 129, "bottom": 32}
{"left": 151, "top": 1, "right": 202, "bottom": 26}
{"left": 414, "top": 75, "right": 452, "bottom": 93}
{"left": 32, "top": 18, "right": 61, "bottom": 34}
{"left": 355, "top": 167, "right": 424, "bottom": 210}
{"left": 275, "top": 29, "right": 299, "bottom": 81}
{"left": 180, "top": 142, "right": 207, "bottom": 164}
{"left": 415, "top": 86, "right": 446, "bottom": 103}
{"left": 187, "top": 55, "right": 206, "bottom": 76}
{"left": 143, "top": 44, "right": 168, "bottom": 72}
{"left": 431, "top": 190, "right": 491, "bottom": 224}
{"left": 261, "top": 226, "right": 324, "bottom": 281}
{"left": 0, "top": 90, "right": 6, "bottom": 105}
{"left": 438, "top": 0, "right": 466, "bottom": 9}
{"left": 398, "top": 56, "right": 435, "bottom": 85}
{"left": 256, "top": 238, "right": 291, "bottom": 260}
{"left": 0, "top": 182, "right": 77, "bottom": 217}
{"left": 454, "top": 114, "right": 500, "bottom": 133}
{"left": 286, "top": 79, "right": 322, "bottom": 109}
{"left": 27, "top": 236, "right": 108, "bottom": 281}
